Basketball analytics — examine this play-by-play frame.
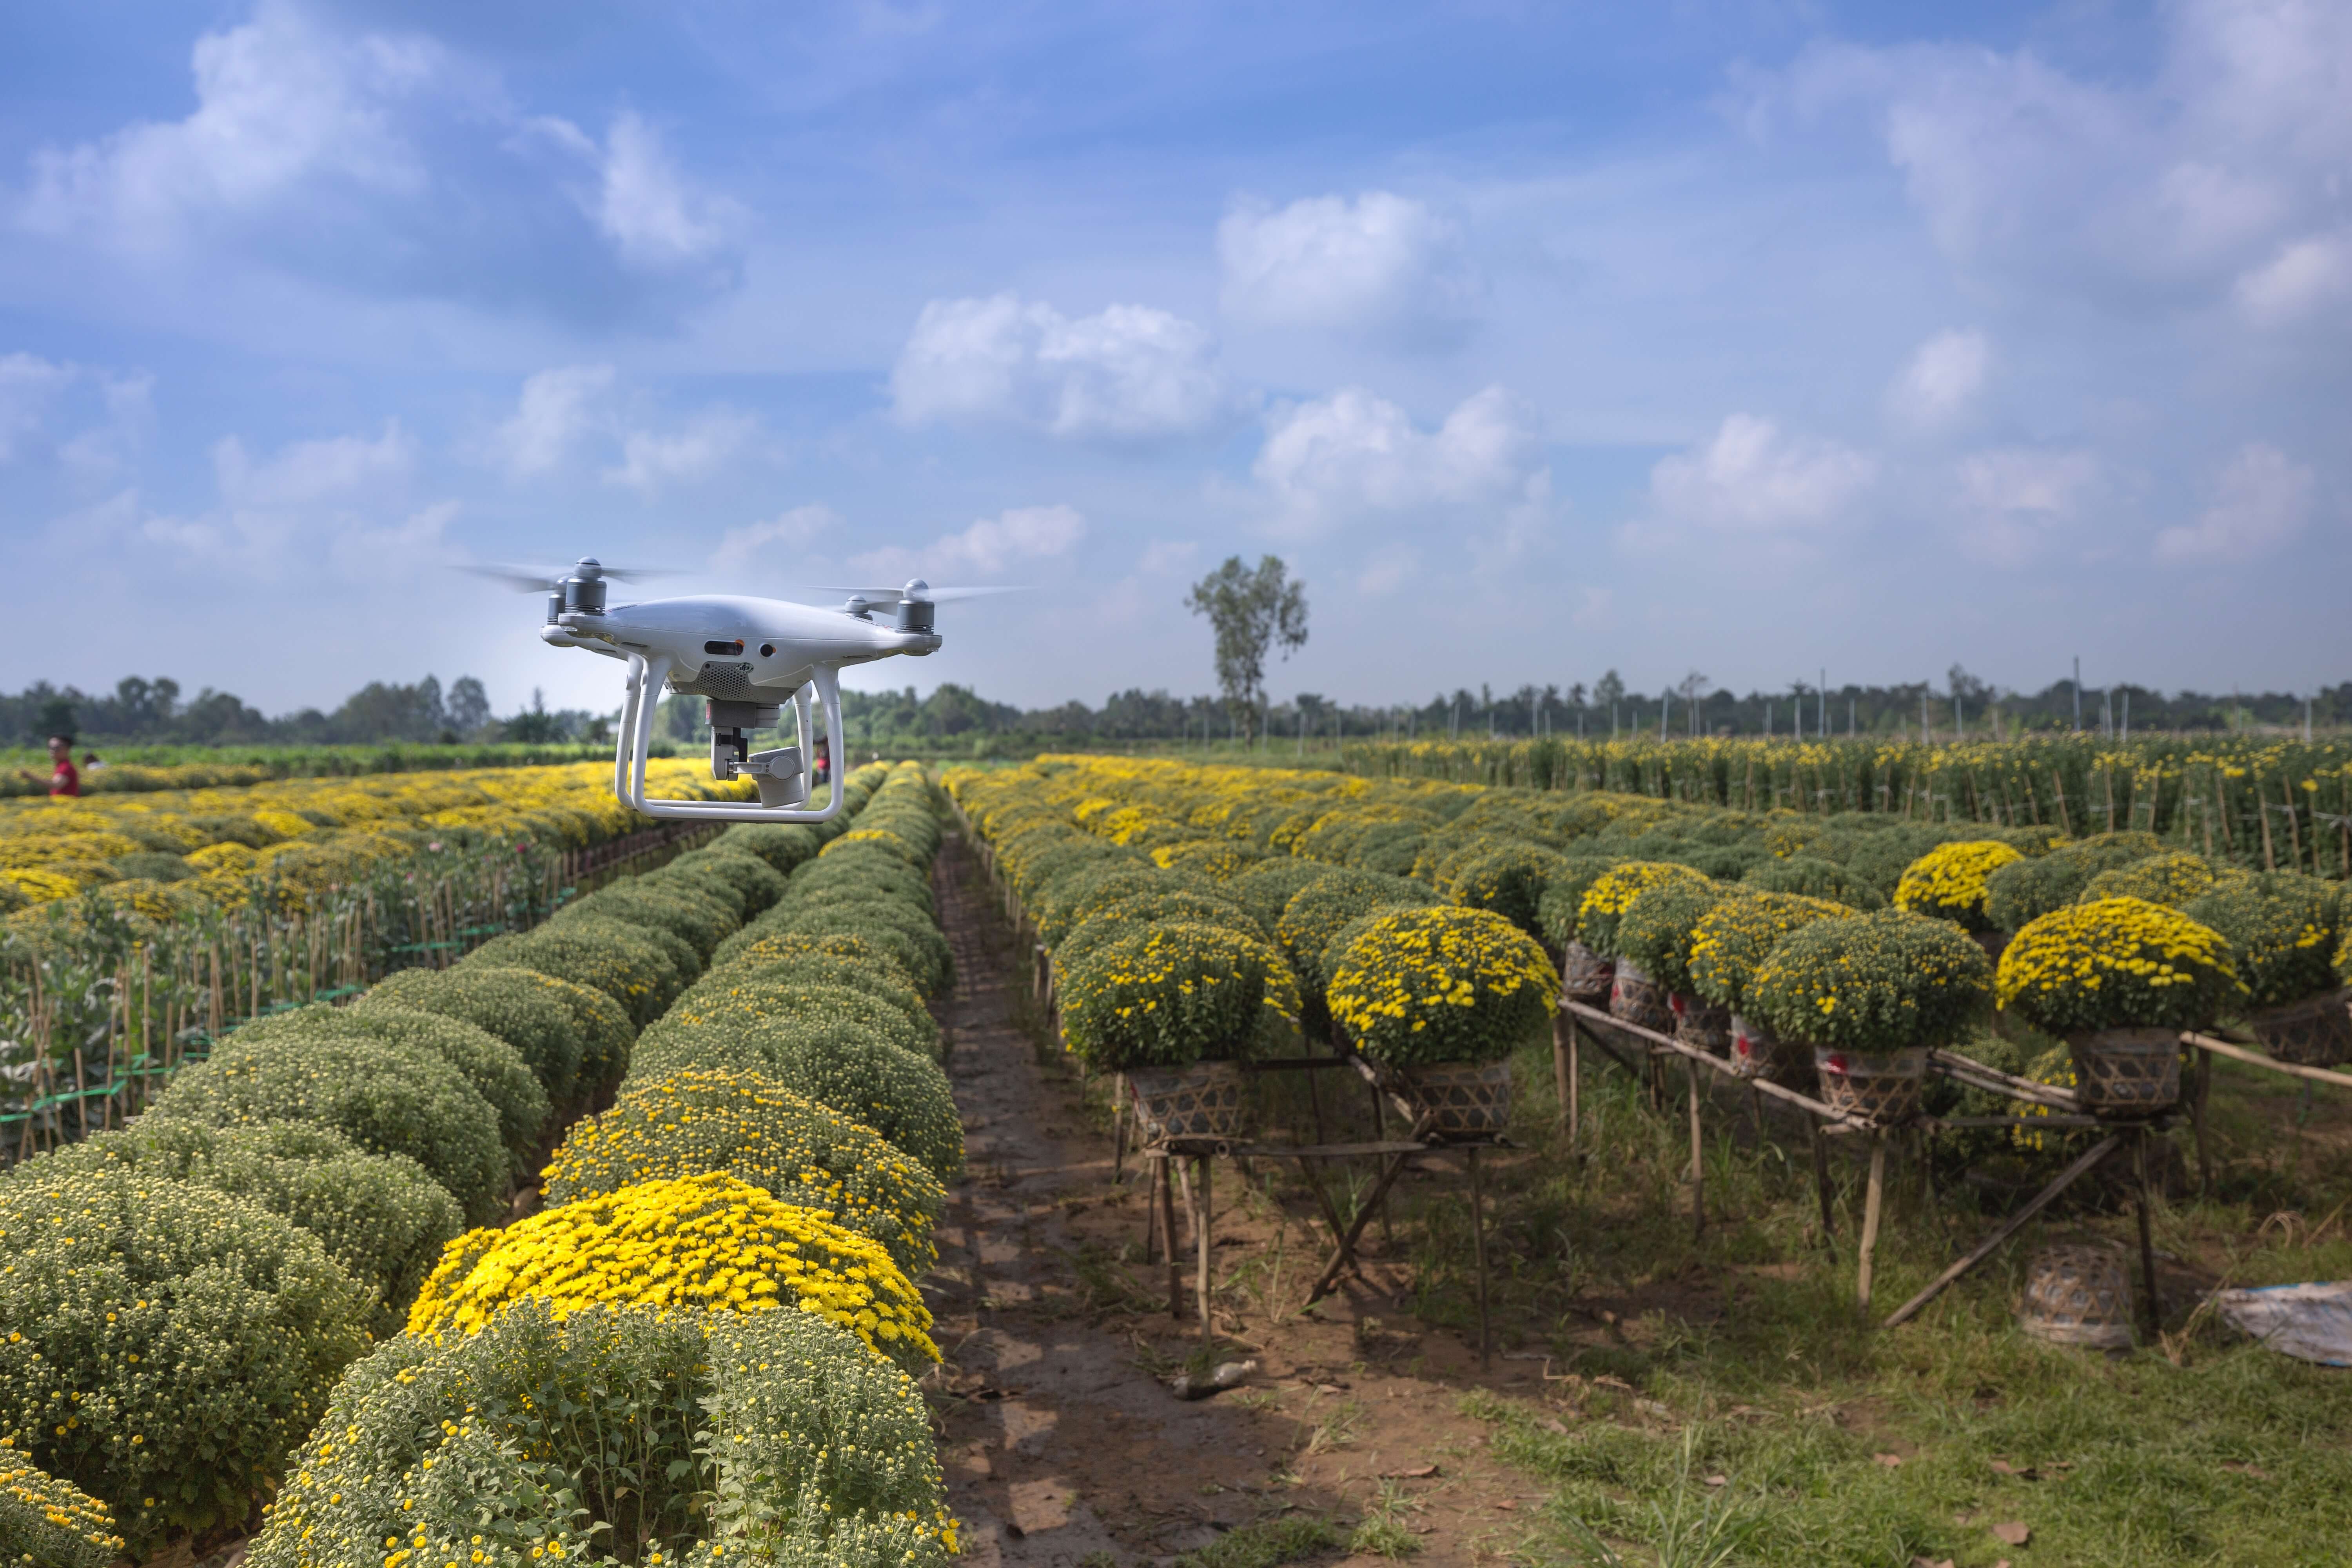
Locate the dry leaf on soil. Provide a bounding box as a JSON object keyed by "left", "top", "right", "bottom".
{"left": 1992, "top": 1521, "right": 2032, "bottom": 1546}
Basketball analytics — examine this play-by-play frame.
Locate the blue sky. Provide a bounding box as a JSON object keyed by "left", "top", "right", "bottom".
{"left": 1, "top": 0, "right": 2345, "bottom": 717}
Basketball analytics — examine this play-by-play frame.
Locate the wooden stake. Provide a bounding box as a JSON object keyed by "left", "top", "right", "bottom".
{"left": 1468, "top": 1147, "right": 1491, "bottom": 1371}
{"left": 1809, "top": 1118, "right": 1836, "bottom": 1250}
{"left": 2191, "top": 1047, "right": 2214, "bottom": 1196}
{"left": 1687, "top": 1056, "right": 1706, "bottom": 1236}
{"left": 1551, "top": 1013, "right": 1572, "bottom": 1138}
{"left": 2133, "top": 1127, "right": 2162, "bottom": 1343}
{"left": 1856, "top": 1134, "right": 1887, "bottom": 1312}
{"left": 1195, "top": 1156, "right": 1214, "bottom": 1343}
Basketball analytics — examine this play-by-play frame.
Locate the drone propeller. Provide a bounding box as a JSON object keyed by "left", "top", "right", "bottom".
{"left": 806, "top": 583, "right": 1024, "bottom": 606}
{"left": 461, "top": 559, "right": 686, "bottom": 593}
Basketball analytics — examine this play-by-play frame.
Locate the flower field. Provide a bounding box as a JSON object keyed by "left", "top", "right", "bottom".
{"left": 0, "top": 759, "right": 970, "bottom": 1567}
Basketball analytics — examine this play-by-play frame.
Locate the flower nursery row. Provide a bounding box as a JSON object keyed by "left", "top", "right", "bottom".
{"left": 0, "top": 744, "right": 628, "bottom": 803}
{"left": 0, "top": 760, "right": 973, "bottom": 1568}
{"left": 947, "top": 756, "right": 2351, "bottom": 1135}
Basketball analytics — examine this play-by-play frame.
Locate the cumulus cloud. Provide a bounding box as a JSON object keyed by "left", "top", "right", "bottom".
{"left": 2234, "top": 231, "right": 2352, "bottom": 326}
{"left": 890, "top": 294, "right": 1227, "bottom": 441}
{"left": 1218, "top": 191, "right": 1480, "bottom": 344}
{"left": 1137, "top": 539, "right": 1199, "bottom": 575}
{"left": 1762, "top": 0, "right": 2352, "bottom": 312}
{"left": 1253, "top": 385, "right": 1546, "bottom": 537}
{"left": 214, "top": 419, "right": 412, "bottom": 508}
{"left": 17, "top": 0, "right": 443, "bottom": 249}
{"left": 492, "top": 364, "right": 615, "bottom": 477}
{"left": 2155, "top": 442, "right": 2314, "bottom": 562}
{"left": 531, "top": 111, "right": 741, "bottom": 270}
{"left": 847, "top": 504, "right": 1087, "bottom": 583}
{"left": 1354, "top": 544, "right": 1419, "bottom": 597}
{"left": 1645, "top": 414, "right": 1875, "bottom": 535}
{"left": 0, "top": 353, "right": 74, "bottom": 462}
{"left": 1888, "top": 328, "right": 1989, "bottom": 432}
{"left": 604, "top": 408, "right": 755, "bottom": 494}
{"left": 1956, "top": 447, "right": 2099, "bottom": 566}
{"left": 712, "top": 505, "right": 839, "bottom": 573}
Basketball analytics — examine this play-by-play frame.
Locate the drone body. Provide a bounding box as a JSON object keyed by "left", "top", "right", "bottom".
{"left": 513, "top": 558, "right": 964, "bottom": 824}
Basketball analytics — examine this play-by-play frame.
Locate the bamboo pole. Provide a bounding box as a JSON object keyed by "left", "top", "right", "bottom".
{"left": 1856, "top": 1135, "right": 1886, "bottom": 1312}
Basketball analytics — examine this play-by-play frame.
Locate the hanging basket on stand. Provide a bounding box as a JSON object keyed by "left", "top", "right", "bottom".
{"left": 1561, "top": 941, "right": 1615, "bottom": 1007}
{"left": 2019, "top": 1243, "right": 2135, "bottom": 1350}
{"left": 1672, "top": 994, "right": 1732, "bottom": 1057}
{"left": 1398, "top": 1059, "right": 1514, "bottom": 1137}
{"left": 2066, "top": 1028, "right": 2183, "bottom": 1114}
{"left": 1128, "top": 1060, "right": 1249, "bottom": 1142}
{"left": 1728, "top": 1014, "right": 1808, "bottom": 1083}
{"left": 1610, "top": 960, "right": 1674, "bottom": 1035}
{"left": 2249, "top": 990, "right": 2352, "bottom": 1068}
{"left": 1813, "top": 1045, "right": 1929, "bottom": 1125}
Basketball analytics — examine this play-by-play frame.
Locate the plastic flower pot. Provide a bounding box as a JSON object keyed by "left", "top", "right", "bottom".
{"left": 1128, "top": 1059, "right": 1249, "bottom": 1141}
{"left": 1399, "top": 1059, "right": 1515, "bottom": 1137}
{"left": 2249, "top": 989, "right": 2352, "bottom": 1068}
{"left": 1561, "top": 940, "right": 1615, "bottom": 1006}
{"left": 1813, "top": 1044, "right": 1929, "bottom": 1124}
{"left": 1671, "top": 992, "right": 1732, "bottom": 1056}
{"left": 2066, "top": 1027, "right": 2183, "bottom": 1114}
{"left": 1609, "top": 959, "right": 1673, "bottom": 1035}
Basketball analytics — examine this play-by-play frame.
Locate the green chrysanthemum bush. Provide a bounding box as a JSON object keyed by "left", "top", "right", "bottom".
{"left": 728, "top": 902, "right": 953, "bottom": 997}
{"left": 716, "top": 820, "right": 824, "bottom": 876}
{"left": 1328, "top": 906, "right": 1560, "bottom": 1068}
{"left": 667, "top": 845, "right": 789, "bottom": 914}
{"left": 409, "top": 1172, "right": 937, "bottom": 1374}
{"left": 1059, "top": 922, "right": 1301, "bottom": 1073}
{"left": 1056, "top": 889, "right": 1268, "bottom": 980}
{"left": 1577, "top": 861, "right": 1714, "bottom": 958}
{"left": 1038, "top": 864, "right": 1201, "bottom": 949}
{"left": 1984, "top": 831, "right": 2164, "bottom": 931}
{"left": 1446, "top": 841, "right": 1571, "bottom": 939}
{"left": 1686, "top": 891, "right": 1857, "bottom": 1016}
{"left": 248, "top": 1300, "right": 957, "bottom": 1568}
{"left": 1748, "top": 908, "right": 1994, "bottom": 1053}
{"left": 236, "top": 1003, "right": 549, "bottom": 1167}
{"left": 1741, "top": 854, "right": 1886, "bottom": 910}
{"left": 1229, "top": 858, "right": 1339, "bottom": 936}
{"left": 627, "top": 1018, "right": 965, "bottom": 1183}
{"left": 1613, "top": 880, "right": 1733, "bottom": 998}
{"left": 705, "top": 929, "right": 922, "bottom": 999}
{"left": 0, "top": 1442, "right": 123, "bottom": 1568}
{"left": 689, "top": 948, "right": 929, "bottom": 1035}
{"left": 1892, "top": 840, "right": 2023, "bottom": 933}
{"left": 0, "top": 1172, "right": 374, "bottom": 1552}
{"left": 1533, "top": 855, "right": 1624, "bottom": 949}
{"left": 463, "top": 917, "right": 690, "bottom": 1026}
{"left": 1274, "top": 872, "right": 1441, "bottom": 994}
{"left": 784, "top": 850, "right": 934, "bottom": 919}
{"left": 1149, "top": 837, "right": 1263, "bottom": 882}
{"left": 2181, "top": 873, "right": 2338, "bottom": 1012}
{"left": 552, "top": 879, "right": 736, "bottom": 962}
{"left": 660, "top": 976, "right": 940, "bottom": 1062}
{"left": 149, "top": 1032, "right": 510, "bottom": 1225}
{"left": 2083, "top": 849, "right": 2231, "bottom": 909}
{"left": 541, "top": 1069, "right": 946, "bottom": 1279}
{"left": 1994, "top": 896, "right": 2241, "bottom": 1035}
{"left": 359, "top": 964, "right": 589, "bottom": 1109}
{"left": 5, "top": 1120, "right": 461, "bottom": 1338}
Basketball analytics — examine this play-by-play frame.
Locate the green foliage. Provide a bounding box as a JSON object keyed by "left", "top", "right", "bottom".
{"left": 151, "top": 1031, "right": 510, "bottom": 1224}
{"left": 729, "top": 901, "right": 953, "bottom": 996}
{"left": 1059, "top": 921, "right": 1299, "bottom": 1073}
{"left": 693, "top": 947, "right": 928, "bottom": 1033}
{"left": 1748, "top": 908, "right": 1994, "bottom": 1052}
{"left": 552, "top": 878, "right": 734, "bottom": 962}
{"left": 665, "top": 845, "right": 788, "bottom": 914}
{"left": 1686, "top": 892, "right": 1857, "bottom": 1015}
{"left": 360, "top": 963, "right": 589, "bottom": 1109}
{"left": 2184, "top": 872, "right": 2339, "bottom": 1010}
{"left": 2084, "top": 849, "right": 2229, "bottom": 908}
{"left": 463, "top": 915, "right": 690, "bottom": 1025}
{"left": 4, "top": 1120, "right": 460, "bottom": 1338}
{"left": 243, "top": 1002, "right": 548, "bottom": 1165}
{"left": 663, "top": 975, "right": 940, "bottom": 1061}
{"left": 1275, "top": 871, "right": 1442, "bottom": 993}
{"left": 0, "top": 1171, "right": 374, "bottom": 1552}
{"left": 249, "top": 1300, "right": 955, "bottom": 1568}
{"left": 715, "top": 821, "right": 824, "bottom": 875}
{"left": 1984, "top": 830, "right": 2164, "bottom": 931}
{"left": 1535, "top": 854, "right": 1626, "bottom": 948}
{"left": 1614, "top": 880, "right": 1734, "bottom": 997}
{"left": 1741, "top": 854, "right": 1884, "bottom": 910}
{"left": 1330, "top": 905, "right": 1560, "bottom": 1067}
{"left": 0, "top": 1445, "right": 123, "bottom": 1568}
{"left": 1229, "top": 857, "right": 1339, "bottom": 934}
{"left": 1449, "top": 840, "right": 1572, "bottom": 938}
{"left": 1039, "top": 862, "right": 1200, "bottom": 948}
{"left": 1579, "top": 862, "right": 1716, "bottom": 959}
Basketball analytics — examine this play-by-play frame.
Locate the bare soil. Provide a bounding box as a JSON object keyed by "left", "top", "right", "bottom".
{"left": 926, "top": 834, "right": 1568, "bottom": 1567}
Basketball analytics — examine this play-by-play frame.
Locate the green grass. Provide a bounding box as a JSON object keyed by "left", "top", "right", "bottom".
{"left": 1172, "top": 1512, "right": 1345, "bottom": 1567}
{"left": 1393, "top": 1041, "right": 2352, "bottom": 1566}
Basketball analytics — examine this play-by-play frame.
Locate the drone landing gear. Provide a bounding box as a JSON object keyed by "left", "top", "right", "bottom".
{"left": 614, "top": 657, "right": 847, "bottom": 825}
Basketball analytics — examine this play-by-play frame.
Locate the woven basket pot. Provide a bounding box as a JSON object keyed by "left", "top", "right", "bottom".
{"left": 2019, "top": 1243, "right": 2135, "bottom": 1350}
{"left": 1561, "top": 941, "right": 1616, "bottom": 1006}
{"left": 1128, "top": 1060, "right": 1249, "bottom": 1142}
{"left": 2065, "top": 1028, "right": 2182, "bottom": 1115}
{"left": 1729, "top": 1014, "right": 1808, "bottom": 1083}
{"left": 1813, "top": 1045, "right": 1929, "bottom": 1124}
{"left": 2249, "top": 989, "right": 2352, "bottom": 1068}
{"left": 1399, "top": 1058, "right": 1514, "bottom": 1137}
{"left": 1672, "top": 995, "right": 1733, "bottom": 1057}
{"left": 1609, "top": 959, "right": 1674, "bottom": 1035}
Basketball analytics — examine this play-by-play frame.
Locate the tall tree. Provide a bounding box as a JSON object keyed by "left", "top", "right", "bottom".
{"left": 1185, "top": 555, "right": 1308, "bottom": 741}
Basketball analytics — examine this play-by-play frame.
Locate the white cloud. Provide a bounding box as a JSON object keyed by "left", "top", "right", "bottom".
{"left": 603, "top": 409, "right": 754, "bottom": 494}
{"left": 493, "top": 365, "right": 615, "bottom": 477}
{"left": 589, "top": 112, "right": 738, "bottom": 269}
{"left": 1888, "top": 328, "right": 1989, "bottom": 432}
{"left": 1254, "top": 385, "right": 1545, "bottom": 537}
{"left": 2234, "top": 231, "right": 2352, "bottom": 326}
{"left": 2155, "top": 442, "right": 2314, "bottom": 562}
{"left": 847, "top": 504, "right": 1087, "bottom": 583}
{"left": 1138, "top": 539, "right": 1198, "bottom": 575}
{"left": 214, "top": 419, "right": 411, "bottom": 508}
{"left": 1354, "top": 544, "right": 1419, "bottom": 597}
{"left": 890, "top": 294, "right": 1227, "bottom": 441}
{"left": 1956, "top": 447, "right": 2100, "bottom": 566}
{"left": 1218, "top": 191, "right": 1480, "bottom": 342}
{"left": 18, "top": 0, "right": 441, "bottom": 249}
{"left": 1645, "top": 414, "right": 1875, "bottom": 535}
{"left": 712, "top": 505, "right": 839, "bottom": 573}
{"left": 0, "top": 353, "right": 73, "bottom": 462}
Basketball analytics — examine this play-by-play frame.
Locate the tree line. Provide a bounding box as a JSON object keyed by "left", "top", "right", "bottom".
{"left": 3, "top": 675, "right": 612, "bottom": 749}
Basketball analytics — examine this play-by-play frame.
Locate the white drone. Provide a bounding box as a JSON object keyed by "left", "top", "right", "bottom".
{"left": 475, "top": 558, "right": 1004, "bottom": 824}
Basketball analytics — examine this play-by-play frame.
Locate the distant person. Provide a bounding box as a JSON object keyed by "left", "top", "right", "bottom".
{"left": 81, "top": 750, "right": 104, "bottom": 773}
{"left": 811, "top": 747, "right": 832, "bottom": 789}
{"left": 18, "top": 735, "right": 80, "bottom": 797}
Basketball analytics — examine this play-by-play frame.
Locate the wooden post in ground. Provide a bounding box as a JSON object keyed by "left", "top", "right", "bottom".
{"left": 1687, "top": 1056, "right": 1706, "bottom": 1236}
{"left": 1112, "top": 1074, "right": 1128, "bottom": 1184}
{"left": 1143, "top": 1151, "right": 1162, "bottom": 1262}
{"left": 2133, "top": 1127, "right": 2162, "bottom": 1343}
{"left": 1160, "top": 1156, "right": 1182, "bottom": 1317}
{"left": 1551, "top": 1013, "right": 1573, "bottom": 1140}
{"left": 1194, "top": 1156, "right": 1214, "bottom": 1344}
{"left": 2190, "top": 1047, "right": 2215, "bottom": 1196}
{"left": 1856, "top": 1134, "right": 1887, "bottom": 1312}
{"left": 1468, "top": 1146, "right": 1491, "bottom": 1371}
{"left": 1810, "top": 1119, "right": 1836, "bottom": 1250}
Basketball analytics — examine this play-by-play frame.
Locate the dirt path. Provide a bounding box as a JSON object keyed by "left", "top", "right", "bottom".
{"left": 926, "top": 834, "right": 1556, "bottom": 1567}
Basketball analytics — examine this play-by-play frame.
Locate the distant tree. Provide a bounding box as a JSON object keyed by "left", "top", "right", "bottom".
{"left": 36, "top": 695, "right": 74, "bottom": 740}
{"left": 1593, "top": 670, "right": 1625, "bottom": 710}
{"left": 447, "top": 676, "right": 492, "bottom": 737}
{"left": 504, "top": 687, "right": 565, "bottom": 744}
{"left": 1185, "top": 555, "right": 1308, "bottom": 742}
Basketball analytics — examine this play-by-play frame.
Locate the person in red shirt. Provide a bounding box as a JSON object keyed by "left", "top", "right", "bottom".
{"left": 18, "top": 735, "right": 80, "bottom": 797}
